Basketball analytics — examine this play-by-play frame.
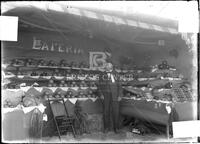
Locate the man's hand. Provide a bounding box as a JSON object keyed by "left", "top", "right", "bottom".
{"left": 100, "top": 94, "right": 104, "bottom": 99}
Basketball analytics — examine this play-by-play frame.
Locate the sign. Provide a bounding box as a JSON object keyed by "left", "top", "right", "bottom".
{"left": 89, "top": 52, "right": 108, "bottom": 70}
{"left": 32, "top": 37, "right": 84, "bottom": 54}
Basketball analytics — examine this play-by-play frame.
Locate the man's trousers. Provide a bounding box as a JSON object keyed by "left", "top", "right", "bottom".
{"left": 103, "top": 91, "right": 119, "bottom": 131}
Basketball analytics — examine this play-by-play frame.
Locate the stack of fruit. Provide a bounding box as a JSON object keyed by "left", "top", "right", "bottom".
{"left": 71, "top": 81, "right": 78, "bottom": 87}
{"left": 59, "top": 80, "right": 68, "bottom": 87}
{"left": 43, "top": 91, "right": 50, "bottom": 99}
{"left": 48, "top": 60, "right": 57, "bottom": 67}
{"left": 77, "top": 89, "right": 86, "bottom": 98}
{"left": 80, "top": 81, "right": 88, "bottom": 87}
{"left": 158, "top": 60, "right": 170, "bottom": 70}
{"left": 125, "top": 92, "right": 132, "bottom": 98}
{"left": 60, "top": 59, "right": 69, "bottom": 67}
{"left": 30, "top": 71, "right": 39, "bottom": 76}
{"left": 11, "top": 59, "right": 25, "bottom": 66}
{"left": 26, "top": 59, "right": 37, "bottom": 67}
{"left": 43, "top": 91, "right": 53, "bottom": 99}
{"left": 48, "top": 79, "right": 57, "bottom": 87}
{"left": 89, "top": 82, "right": 96, "bottom": 88}
{"left": 87, "top": 89, "right": 95, "bottom": 98}
{"left": 17, "top": 71, "right": 24, "bottom": 76}
{"left": 7, "top": 83, "right": 20, "bottom": 89}
{"left": 53, "top": 91, "right": 62, "bottom": 98}
{"left": 38, "top": 59, "right": 47, "bottom": 66}
{"left": 52, "top": 69, "right": 60, "bottom": 76}
{"left": 40, "top": 71, "right": 48, "bottom": 76}
{"left": 70, "top": 61, "right": 78, "bottom": 68}
{"left": 66, "top": 89, "right": 76, "bottom": 98}
{"left": 79, "top": 61, "right": 89, "bottom": 69}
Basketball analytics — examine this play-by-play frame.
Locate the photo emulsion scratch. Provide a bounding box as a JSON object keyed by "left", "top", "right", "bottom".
{"left": 1, "top": 1, "right": 199, "bottom": 143}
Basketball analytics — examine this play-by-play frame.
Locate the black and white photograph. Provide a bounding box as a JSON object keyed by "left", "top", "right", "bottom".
{"left": 1, "top": 1, "right": 200, "bottom": 143}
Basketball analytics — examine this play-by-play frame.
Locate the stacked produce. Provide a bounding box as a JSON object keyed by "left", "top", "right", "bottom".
{"left": 122, "top": 61, "right": 194, "bottom": 103}
{"left": 43, "top": 87, "right": 98, "bottom": 99}
{"left": 3, "top": 85, "right": 98, "bottom": 108}
{"left": 8, "top": 58, "right": 89, "bottom": 69}
{"left": 3, "top": 58, "right": 99, "bottom": 108}
{"left": 3, "top": 58, "right": 194, "bottom": 108}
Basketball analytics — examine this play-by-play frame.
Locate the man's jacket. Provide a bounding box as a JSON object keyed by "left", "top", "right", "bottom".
{"left": 97, "top": 71, "right": 122, "bottom": 101}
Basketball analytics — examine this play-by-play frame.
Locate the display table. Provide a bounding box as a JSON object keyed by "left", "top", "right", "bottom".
{"left": 119, "top": 98, "right": 197, "bottom": 125}
{"left": 2, "top": 105, "right": 45, "bottom": 141}
{"left": 47, "top": 97, "right": 197, "bottom": 126}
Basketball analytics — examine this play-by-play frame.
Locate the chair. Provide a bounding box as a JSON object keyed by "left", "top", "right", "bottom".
{"left": 48, "top": 98, "right": 76, "bottom": 140}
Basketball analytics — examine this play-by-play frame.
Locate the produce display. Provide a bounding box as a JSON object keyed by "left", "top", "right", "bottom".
{"left": 122, "top": 61, "right": 195, "bottom": 103}
{"left": 3, "top": 58, "right": 195, "bottom": 108}
{"left": 3, "top": 86, "right": 98, "bottom": 108}
{"left": 9, "top": 58, "right": 90, "bottom": 69}
{"left": 3, "top": 59, "right": 97, "bottom": 107}
{"left": 43, "top": 87, "right": 97, "bottom": 99}
{"left": 3, "top": 58, "right": 99, "bottom": 108}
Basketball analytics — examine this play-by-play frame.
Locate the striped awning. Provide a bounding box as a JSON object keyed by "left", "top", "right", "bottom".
{"left": 50, "top": 3, "right": 178, "bottom": 34}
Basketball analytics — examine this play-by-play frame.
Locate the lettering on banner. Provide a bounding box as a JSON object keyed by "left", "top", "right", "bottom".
{"left": 32, "top": 37, "right": 83, "bottom": 55}
{"left": 41, "top": 42, "right": 49, "bottom": 51}
{"left": 32, "top": 37, "right": 42, "bottom": 50}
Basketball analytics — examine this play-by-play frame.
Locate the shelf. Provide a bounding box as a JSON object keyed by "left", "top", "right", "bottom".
{"left": 4, "top": 75, "right": 99, "bottom": 81}
{"left": 7, "top": 65, "right": 93, "bottom": 71}
{"left": 5, "top": 64, "right": 179, "bottom": 76}
{"left": 5, "top": 65, "right": 144, "bottom": 73}
{"left": 5, "top": 86, "right": 98, "bottom": 92}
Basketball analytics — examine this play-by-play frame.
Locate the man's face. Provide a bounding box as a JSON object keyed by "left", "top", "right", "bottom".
{"left": 105, "top": 63, "right": 113, "bottom": 72}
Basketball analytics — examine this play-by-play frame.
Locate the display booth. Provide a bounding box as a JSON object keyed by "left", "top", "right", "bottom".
{"left": 2, "top": 2, "right": 197, "bottom": 142}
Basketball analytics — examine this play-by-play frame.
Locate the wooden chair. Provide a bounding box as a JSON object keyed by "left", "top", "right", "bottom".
{"left": 48, "top": 98, "right": 76, "bottom": 140}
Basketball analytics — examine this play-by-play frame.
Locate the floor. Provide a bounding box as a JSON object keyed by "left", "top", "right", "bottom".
{"left": 32, "top": 128, "right": 196, "bottom": 143}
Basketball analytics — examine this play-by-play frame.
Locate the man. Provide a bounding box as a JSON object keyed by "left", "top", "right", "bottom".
{"left": 98, "top": 63, "right": 122, "bottom": 133}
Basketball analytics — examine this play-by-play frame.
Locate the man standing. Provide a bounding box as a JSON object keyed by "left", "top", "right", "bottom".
{"left": 98, "top": 63, "right": 122, "bottom": 133}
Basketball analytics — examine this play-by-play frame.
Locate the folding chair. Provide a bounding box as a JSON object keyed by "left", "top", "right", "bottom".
{"left": 48, "top": 98, "right": 76, "bottom": 140}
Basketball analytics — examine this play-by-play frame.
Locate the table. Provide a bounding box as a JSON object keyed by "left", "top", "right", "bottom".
{"left": 119, "top": 98, "right": 197, "bottom": 138}
{"left": 119, "top": 98, "right": 197, "bottom": 125}
{"left": 45, "top": 97, "right": 197, "bottom": 127}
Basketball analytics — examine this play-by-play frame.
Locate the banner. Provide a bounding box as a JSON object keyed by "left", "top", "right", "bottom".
{"left": 2, "top": 31, "right": 107, "bottom": 63}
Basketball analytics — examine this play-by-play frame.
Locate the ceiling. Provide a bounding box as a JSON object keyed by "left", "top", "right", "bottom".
{"left": 2, "top": 3, "right": 183, "bottom": 48}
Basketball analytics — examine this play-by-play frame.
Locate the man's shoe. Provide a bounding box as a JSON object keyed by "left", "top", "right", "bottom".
{"left": 114, "top": 129, "right": 120, "bottom": 134}
{"left": 103, "top": 129, "right": 109, "bottom": 133}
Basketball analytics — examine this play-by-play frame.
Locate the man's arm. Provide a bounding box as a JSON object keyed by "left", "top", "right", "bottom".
{"left": 117, "top": 77, "right": 123, "bottom": 98}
